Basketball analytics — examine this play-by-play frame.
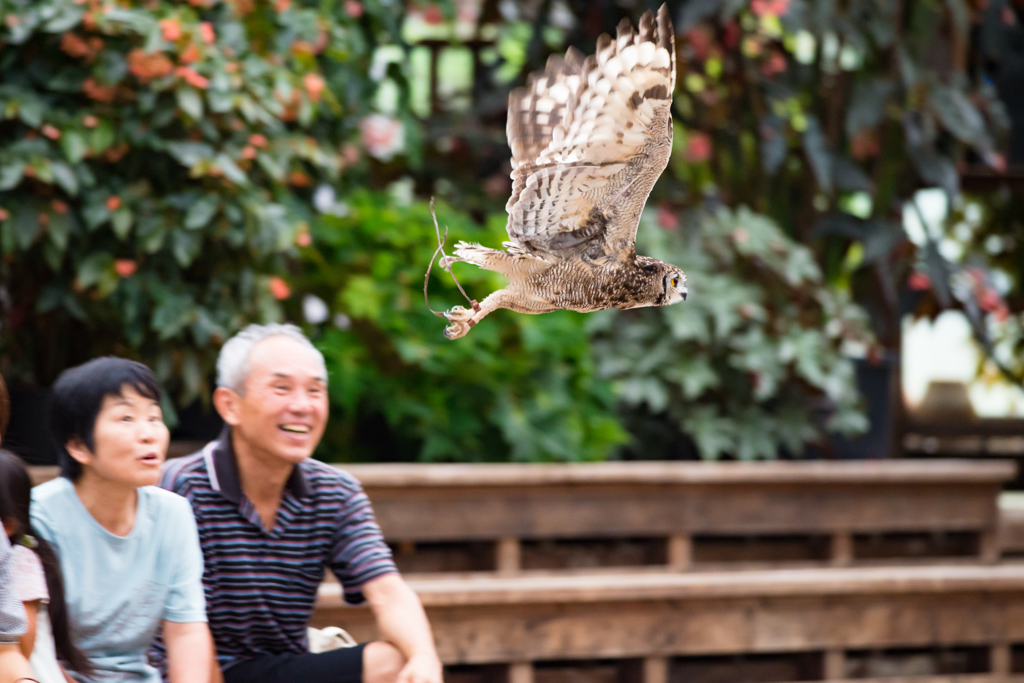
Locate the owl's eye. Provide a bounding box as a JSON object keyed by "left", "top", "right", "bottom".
{"left": 671, "top": 277, "right": 678, "bottom": 288}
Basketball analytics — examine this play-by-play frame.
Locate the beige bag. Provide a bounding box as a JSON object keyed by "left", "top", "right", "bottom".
{"left": 308, "top": 626, "right": 359, "bottom": 653}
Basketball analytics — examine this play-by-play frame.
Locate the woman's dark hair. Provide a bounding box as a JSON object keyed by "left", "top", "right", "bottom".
{"left": 51, "top": 357, "right": 162, "bottom": 481}
{"left": 0, "top": 451, "right": 93, "bottom": 676}
{"left": 0, "top": 372, "right": 9, "bottom": 438}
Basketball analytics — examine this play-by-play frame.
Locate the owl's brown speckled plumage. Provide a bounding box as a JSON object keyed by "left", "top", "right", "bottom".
{"left": 439, "top": 4, "right": 687, "bottom": 339}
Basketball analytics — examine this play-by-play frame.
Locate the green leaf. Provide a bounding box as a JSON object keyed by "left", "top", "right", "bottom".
{"left": 0, "top": 162, "right": 25, "bottom": 190}
{"left": 111, "top": 207, "right": 133, "bottom": 239}
{"left": 166, "top": 141, "right": 215, "bottom": 166}
{"left": 90, "top": 122, "right": 115, "bottom": 156}
{"left": 176, "top": 88, "right": 204, "bottom": 120}
{"left": 801, "top": 117, "right": 832, "bottom": 193}
{"left": 51, "top": 163, "right": 79, "bottom": 195}
{"left": 62, "top": 130, "right": 89, "bottom": 164}
{"left": 12, "top": 207, "right": 39, "bottom": 249}
{"left": 185, "top": 195, "right": 220, "bottom": 229}
{"left": 76, "top": 252, "right": 113, "bottom": 289}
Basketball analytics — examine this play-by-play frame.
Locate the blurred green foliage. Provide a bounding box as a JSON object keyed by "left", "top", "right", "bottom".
{"left": 294, "top": 192, "right": 626, "bottom": 462}
{"left": 0, "top": 0, "right": 407, "bottom": 406}
{"left": 591, "top": 206, "right": 873, "bottom": 460}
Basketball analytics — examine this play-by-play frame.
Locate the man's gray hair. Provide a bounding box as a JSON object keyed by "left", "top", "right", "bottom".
{"left": 217, "top": 323, "right": 327, "bottom": 394}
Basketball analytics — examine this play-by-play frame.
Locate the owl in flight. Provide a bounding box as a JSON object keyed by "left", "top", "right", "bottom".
{"left": 440, "top": 4, "right": 686, "bottom": 340}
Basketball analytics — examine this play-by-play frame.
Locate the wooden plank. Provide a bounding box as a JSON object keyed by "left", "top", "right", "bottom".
{"left": 496, "top": 538, "right": 521, "bottom": 575}
{"left": 641, "top": 656, "right": 668, "bottom": 683}
{"left": 508, "top": 662, "right": 533, "bottom": 683}
{"left": 666, "top": 535, "right": 691, "bottom": 571}
{"left": 342, "top": 460, "right": 1017, "bottom": 486}
{"left": 313, "top": 566, "right": 1024, "bottom": 665}
{"left": 781, "top": 678, "right": 1024, "bottom": 683}
{"left": 990, "top": 643, "right": 1011, "bottom": 675}
{"left": 831, "top": 532, "right": 854, "bottom": 567}
{"left": 824, "top": 649, "right": 845, "bottom": 680}
{"left": 1000, "top": 508, "right": 1024, "bottom": 554}
{"left": 364, "top": 483, "right": 1001, "bottom": 542}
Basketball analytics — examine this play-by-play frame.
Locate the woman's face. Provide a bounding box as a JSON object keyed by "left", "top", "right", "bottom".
{"left": 70, "top": 386, "right": 169, "bottom": 488}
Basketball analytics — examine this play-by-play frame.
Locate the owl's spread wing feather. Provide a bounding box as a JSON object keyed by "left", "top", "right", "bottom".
{"left": 504, "top": 5, "right": 675, "bottom": 260}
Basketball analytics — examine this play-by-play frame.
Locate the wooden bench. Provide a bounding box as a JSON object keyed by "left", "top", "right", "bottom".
{"left": 342, "top": 460, "right": 1015, "bottom": 572}
{"left": 313, "top": 563, "right": 1024, "bottom": 683}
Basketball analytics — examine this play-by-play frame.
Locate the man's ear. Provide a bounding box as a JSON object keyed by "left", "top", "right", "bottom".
{"left": 65, "top": 437, "right": 93, "bottom": 467}
{"left": 213, "top": 386, "right": 242, "bottom": 427}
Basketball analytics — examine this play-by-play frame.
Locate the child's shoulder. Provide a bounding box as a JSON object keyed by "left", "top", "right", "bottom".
{"left": 10, "top": 543, "right": 47, "bottom": 602}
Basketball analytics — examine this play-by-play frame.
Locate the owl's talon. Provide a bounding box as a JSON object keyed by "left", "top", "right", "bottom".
{"left": 443, "top": 306, "right": 475, "bottom": 339}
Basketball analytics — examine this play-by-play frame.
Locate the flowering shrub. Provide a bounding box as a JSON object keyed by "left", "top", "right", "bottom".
{"left": 0, "top": 0, "right": 408, "bottom": 404}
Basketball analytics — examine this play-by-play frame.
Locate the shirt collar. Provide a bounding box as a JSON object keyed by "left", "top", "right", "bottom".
{"left": 208, "top": 426, "right": 313, "bottom": 504}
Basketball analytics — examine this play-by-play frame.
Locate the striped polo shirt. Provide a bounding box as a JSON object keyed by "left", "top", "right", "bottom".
{"left": 153, "top": 428, "right": 397, "bottom": 671}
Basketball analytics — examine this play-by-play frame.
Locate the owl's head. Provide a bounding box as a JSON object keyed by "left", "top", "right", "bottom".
{"left": 661, "top": 265, "right": 688, "bottom": 305}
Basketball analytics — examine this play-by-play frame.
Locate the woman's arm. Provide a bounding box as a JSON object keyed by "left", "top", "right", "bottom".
{"left": 0, "top": 643, "right": 34, "bottom": 683}
{"left": 17, "top": 600, "right": 38, "bottom": 659}
{"left": 163, "top": 621, "right": 214, "bottom": 683}
{"left": 363, "top": 574, "right": 442, "bottom": 683}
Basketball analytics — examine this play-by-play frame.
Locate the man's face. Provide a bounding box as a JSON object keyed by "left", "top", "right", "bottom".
{"left": 71, "top": 386, "right": 169, "bottom": 488}
{"left": 231, "top": 336, "right": 328, "bottom": 464}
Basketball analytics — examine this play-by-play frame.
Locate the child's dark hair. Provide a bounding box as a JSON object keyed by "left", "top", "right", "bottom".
{"left": 51, "top": 357, "right": 162, "bottom": 481}
{"left": 0, "top": 450, "right": 93, "bottom": 676}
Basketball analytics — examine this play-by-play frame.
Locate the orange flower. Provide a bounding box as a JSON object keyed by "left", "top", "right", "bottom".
{"left": 106, "top": 195, "right": 122, "bottom": 211}
{"left": 303, "top": 73, "right": 325, "bottom": 102}
{"left": 114, "top": 259, "right": 137, "bottom": 277}
{"left": 52, "top": 200, "right": 69, "bottom": 214}
{"left": 176, "top": 66, "right": 209, "bottom": 89}
{"left": 82, "top": 78, "right": 117, "bottom": 102}
{"left": 291, "top": 40, "right": 316, "bottom": 56}
{"left": 180, "top": 43, "right": 201, "bottom": 63}
{"left": 288, "top": 170, "right": 311, "bottom": 187}
{"left": 61, "top": 32, "right": 94, "bottom": 59}
{"left": 128, "top": 49, "right": 174, "bottom": 82}
{"left": 41, "top": 125, "right": 61, "bottom": 140}
{"left": 274, "top": 0, "right": 291, "bottom": 10}
{"left": 248, "top": 133, "right": 268, "bottom": 147}
{"left": 296, "top": 231, "right": 312, "bottom": 247}
{"left": 199, "top": 22, "right": 215, "bottom": 44}
{"left": 159, "top": 18, "right": 181, "bottom": 42}
{"left": 0, "top": 208, "right": 9, "bottom": 221}
{"left": 241, "top": 145, "right": 257, "bottom": 159}
{"left": 83, "top": 115, "right": 99, "bottom": 127}
{"left": 269, "top": 277, "right": 291, "bottom": 300}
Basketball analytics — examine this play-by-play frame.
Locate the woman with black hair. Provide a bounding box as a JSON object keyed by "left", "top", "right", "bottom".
{"left": 0, "top": 450, "right": 92, "bottom": 682}
{"left": 30, "top": 357, "right": 214, "bottom": 683}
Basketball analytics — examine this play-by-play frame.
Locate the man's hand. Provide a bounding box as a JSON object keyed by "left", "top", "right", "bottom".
{"left": 398, "top": 652, "right": 443, "bottom": 683}
{"left": 363, "top": 574, "right": 443, "bottom": 683}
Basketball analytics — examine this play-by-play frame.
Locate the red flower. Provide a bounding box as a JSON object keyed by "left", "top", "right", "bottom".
{"left": 83, "top": 78, "right": 117, "bottom": 102}
{"left": 751, "top": 0, "right": 790, "bottom": 17}
{"left": 83, "top": 115, "right": 99, "bottom": 127}
{"left": 344, "top": 0, "right": 363, "bottom": 17}
{"left": 908, "top": 272, "right": 931, "bottom": 291}
{"left": 303, "top": 73, "right": 325, "bottom": 102}
{"left": 761, "top": 51, "right": 787, "bottom": 77}
{"left": 176, "top": 66, "right": 209, "bottom": 89}
{"left": 41, "top": 125, "right": 61, "bottom": 140}
{"left": 0, "top": 208, "right": 9, "bottom": 221}
{"left": 723, "top": 21, "right": 741, "bottom": 50}
{"left": 685, "top": 133, "right": 713, "bottom": 162}
{"left": 159, "top": 18, "right": 181, "bottom": 42}
{"left": 52, "top": 200, "right": 68, "bottom": 214}
{"left": 248, "top": 133, "right": 268, "bottom": 148}
{"left": 106, "top": 196, "right": 122, "bottom": 211}
{"left": 241, "top": 145, "right": 257, "bottom": 159}
{"left": 114, "top": 259, "right": 137, "bottom": 277}
{"left": 199, "top": 22, "right": 215, "bottom": 44}
{"left": 657, "top": 205, "right": 678, "bottom": 230}
{"left": 423, "top": 3, "right": 443, "bottom": 24}
{"left": 269, "top": 277, "right": 291, "bottom": 300}
{"left": 128, "top": 49, "right": 174, "bottom": 82}
{"left": 687, "top": 28, "right": 711, "bottom": 62}
{"left": 180, "top": 43, "right": 201, "bottom": 64}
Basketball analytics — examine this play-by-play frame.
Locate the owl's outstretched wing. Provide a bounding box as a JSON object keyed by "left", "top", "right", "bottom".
{"left": 504, "top": 4, "right": 675, "bottom": 261}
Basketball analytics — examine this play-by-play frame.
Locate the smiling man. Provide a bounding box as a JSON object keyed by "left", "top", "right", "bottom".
{"left": 157, "top": 324, "right": 442, "bottom": 683}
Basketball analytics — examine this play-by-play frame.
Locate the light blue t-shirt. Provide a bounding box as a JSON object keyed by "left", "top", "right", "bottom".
{"left": 31, "top": 477, "right": 206, "bottom": 683}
